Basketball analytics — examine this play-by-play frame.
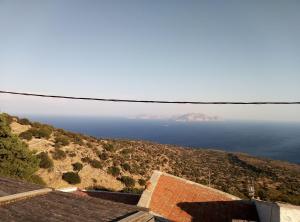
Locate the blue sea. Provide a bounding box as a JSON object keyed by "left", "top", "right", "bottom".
{"left": 26, "top": 115, "right": 300, "bottom": 164}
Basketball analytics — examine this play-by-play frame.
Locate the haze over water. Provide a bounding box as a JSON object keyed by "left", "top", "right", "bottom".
{"left": 27, "top": 115, "right": 300, "bottom": 164}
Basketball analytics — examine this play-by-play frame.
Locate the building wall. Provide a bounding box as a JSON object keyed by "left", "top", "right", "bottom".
{"left": 279, "top": 203, "right": 300, "bottom": 222}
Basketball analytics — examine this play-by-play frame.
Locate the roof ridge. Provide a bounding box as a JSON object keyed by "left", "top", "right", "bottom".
{"left": 0, "top": 188, "right": 52, "bottom": 205}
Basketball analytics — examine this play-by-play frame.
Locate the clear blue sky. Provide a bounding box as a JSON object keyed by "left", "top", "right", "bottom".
{"left": 1, "top": 0, "right": 300, "bottom": 121}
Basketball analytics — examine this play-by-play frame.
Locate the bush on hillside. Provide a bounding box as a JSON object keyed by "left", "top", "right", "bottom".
{"left": 99, "top": 152, "right": 109, "bottom": 160}
{"left": 72, "top": 162, "right": 83, "bottom": 171}
{"left": 103, "top": 143, "right": 115, "bottom": 152}
{"left": 52, "top": 148, "right": 66, "bottom": 160}
{"left": 120, "top": 148, "right": 133, "bottom": 155}
{"left": 28, "top": 126, "right": 52, "bottom": 139}
{"left": 19, "top": 131, "right": 33, "bottom": 140}
{"left": 54, "top": 135, "right": 70, "bottom": 148}
{"left": 2, "top": 113, "right": 14, "bottom": 124}
{"left": 138, "top": 178, "right": 146, "bottom": 186}
{"left": 90, "top": 159, "right": 102, "bottom": 169}
{"left": 121, "top": 187, "right": 144, "bottom": 194}
{"left": 121, "top": 163, "right": 131, "bottom": 171}
{"left": 28, "top": 175, "right": 46, "bottom": 185}
{"left": 37, "top": 152, "right": 53, "bottom": 169}
{"left": 0, "top": 114, "right": 39, "bottom": 180}
{"left": 81, "top": 156, "right": 92, "bottom": 163}
{"left": 120, "top": 176, "right": 136, "bottom": 187}
{"left": 62, "top": 172, "right": 81, "bottom": 184}
{"left": 18, "top": 118, "right": 31, "bottom": 125}
{"left": 107, "top": 166, "right": 120, "bottom": 177}
{"left": 73, "top": 135, "right": 84, "bottom": 145}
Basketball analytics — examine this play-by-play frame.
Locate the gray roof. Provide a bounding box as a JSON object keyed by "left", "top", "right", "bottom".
{"left": 0, "top": 177, "right": 43, "bottom": 196}
{"left": 0, "top": 177, "right": 145, "bottom": 222}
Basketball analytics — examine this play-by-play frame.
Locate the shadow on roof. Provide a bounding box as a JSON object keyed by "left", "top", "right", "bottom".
{"left": 177, "top": 200, "right": 259, "bottom": 222}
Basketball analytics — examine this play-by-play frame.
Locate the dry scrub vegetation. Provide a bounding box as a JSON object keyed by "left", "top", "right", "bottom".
{"left": 3, "top": 114, "right": 300, "bottom": 205}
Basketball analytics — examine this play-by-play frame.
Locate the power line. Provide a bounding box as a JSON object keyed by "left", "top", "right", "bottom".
{"left": 0, "top": 90, "right": 300, "bottom": 105}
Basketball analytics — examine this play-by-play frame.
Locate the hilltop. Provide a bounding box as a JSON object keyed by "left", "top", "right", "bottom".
{"left": 0, "top": 113, "right": 299, "bottom": 205}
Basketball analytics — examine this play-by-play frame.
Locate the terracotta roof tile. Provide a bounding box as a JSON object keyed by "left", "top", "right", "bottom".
{"left": 138, "top": 171, "right": 258, "bottom": 222}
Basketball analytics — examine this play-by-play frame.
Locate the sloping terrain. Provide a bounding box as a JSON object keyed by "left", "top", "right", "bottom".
{"left": 3, "top": 114, "right": 300, "bottom": 205}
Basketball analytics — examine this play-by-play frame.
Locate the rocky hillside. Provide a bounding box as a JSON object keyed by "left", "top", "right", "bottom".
{"left": 1, "top": 114, "right": 300, "bottom": 205}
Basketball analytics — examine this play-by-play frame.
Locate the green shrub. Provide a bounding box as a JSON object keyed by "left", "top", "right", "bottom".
{"left": 99, "top": 152, "right": 109, "bottom": 160}
{"left": 19, "top": 130, "right": 33, "bottom": 140}
{"left": 28, "top": 175, "right": 46, "bottom": 185}
{"left": 29, "top": 126, "right": 52, "bottom": 139}
{"left": 81, "top": 156, "right": 92, "bottom": 163}
{"left": 138, "top": 178, "right": 146, "bottom": 186}
{"left": 2, "top": 113, "right": 14, "bottom": 124}
{"left": 103, "top": 143, "right": 115, "bottom": 152}
{"left": 18, "top": 118, "right": 31, "bottom": 125}
{"left": 121, "top": 163, "right": 131, "bottom": 171}
{"left": 121, "top": 187, "right": 144, "bottom": 194}
{"left": 62, "top": 172, "right": 81, "bottom": 184}
{"left": 73, "top": 135, "right": 84, "bottom": 145}
{"left": 0, "top": 114, "right": 39, "bottom": 180}
{"left": 90, "top": 159, "right": 102, "bottom": 169}
{"left": 107, "top": 166, "right": 120, "bottom": 177}
{"left": 52, "top": 149, "right": 66, "bottom": 160}
{"left": 37, "top": 152, "right": 53, "bottom": 169}
{"left": 72, "top": 162, "right": 83, "bottom": 171}
{"left": 120, "top": 148, "right": 133, "bottom": 155}
{"left": 120, "top": 176, "right": 136, "bottom": 187}
{"left": 54, "top": 135, "right": 70, "bottom": 148}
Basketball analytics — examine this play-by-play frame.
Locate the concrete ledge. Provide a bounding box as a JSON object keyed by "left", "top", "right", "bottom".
{"left": 0, "top": 188, "right": 52, "bottom": 205}
{"left": 137, "top": 171, "right": 162, "bottom": 208}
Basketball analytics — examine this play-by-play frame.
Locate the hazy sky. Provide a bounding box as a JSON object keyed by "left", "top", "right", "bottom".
{"left": 1, "top": 0, "right": 300, "bottom": 121}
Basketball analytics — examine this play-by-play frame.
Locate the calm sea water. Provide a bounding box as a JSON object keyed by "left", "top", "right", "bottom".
{"left": 26, "top": 116, "right": 300, "bottom": 164}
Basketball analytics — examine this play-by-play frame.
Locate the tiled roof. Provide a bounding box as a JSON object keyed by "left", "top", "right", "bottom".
{"left": 0, "top": 176, "right": 146, "bottom": 222}
{"left": 138, "top": 171, "right": 258, "bottom": 222}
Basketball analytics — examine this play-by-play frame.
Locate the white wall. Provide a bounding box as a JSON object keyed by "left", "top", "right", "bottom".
{"left": 278, "top": 203, "right": 300, "bottom": 222}
{"left": 254, "top": 200, "right": 300, "bottom": 222}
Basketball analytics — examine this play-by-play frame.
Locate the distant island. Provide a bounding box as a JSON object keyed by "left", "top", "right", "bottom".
{"left": 174, "top": 113, "right": 219, "bottom": 122}
{"left": 132, "top": 113, "right": 220, "bottom": 122}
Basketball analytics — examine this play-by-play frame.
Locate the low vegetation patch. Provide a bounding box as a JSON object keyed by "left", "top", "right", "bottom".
{"left": 107, "top": 166, "right": 120, "bottom": 177}
{"left": 138, "top": 178, "right": 146, "bottom": 186}
{"left": 121, "top": 163, "right": 131, "bottom": 171}
{"left": 120, "top": 176, "right": 135, "bottom": 187}
{"left": 99, "top": 152, "right": 109, "bottom": 160}
{"left": 54, "top": 135, "right": 70, "bottom": 148}
{"left": 72, "top": 162, "right": 83, "bottom": 171}
{"left": 62, "top": 172, "right": 81, "bottom": 184}
{"left": 52, "top": 148, "right": 66, "bottom": 160}
{"left": 19, "top": 130, "right": 33, "bottom": 140}
{"left": 37, "top": 152, "right": 53, "bottom": 169}
{"left": 0, "top": 114, "right": 40, "bottom": 183}
{"left": 103, "top": 143, "right": 115, "bottom": 152}
{"left": 17, "top": 118, "right": 31, "bottom": 125}
{"left": 90, "top": 159, "right": 102, "bottom": 169}
{"left": 121, "top": 187, "right": 143, "bottom": 194}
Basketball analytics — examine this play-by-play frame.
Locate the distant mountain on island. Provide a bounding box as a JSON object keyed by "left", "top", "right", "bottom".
{"left": 174, "top": 113, "right": 219, "bottom": 122}
{"left": 132, "top": 113, "right": 219, "bottom": 122}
